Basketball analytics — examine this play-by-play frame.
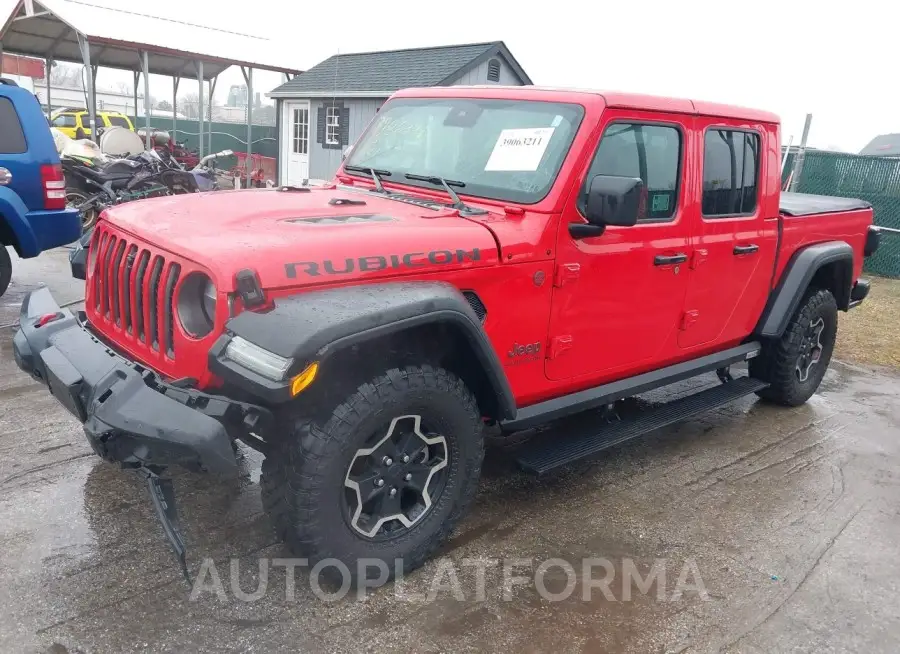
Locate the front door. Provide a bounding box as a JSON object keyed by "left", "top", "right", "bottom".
{"left": 283, "top": 102, "right": 310, "bottom": 184}
{"left": 546, "top": 111, "right": 694, "bottom": 383}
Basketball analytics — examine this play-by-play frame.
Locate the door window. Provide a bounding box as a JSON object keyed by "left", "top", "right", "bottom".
{"left": 52, "top": 113, "right": 77, "bottom": 128}
{"left": 106, "top": 115, "right": 131, "bottom": 128}
{"left": 292, "top": 107, "right": 309, "bottom": 154}
{"left": 581, "top": 122, "right": 682, "bottom": 221}
{"left": 702, "top": 129, "right": 760, "bottom": 217}
{"left": 0, "top": 98, "right": 27, "bottom": 153}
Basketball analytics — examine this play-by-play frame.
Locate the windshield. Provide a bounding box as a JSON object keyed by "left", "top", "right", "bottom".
{"left": 345, "top": 97, "right": 585, "bottom": 204}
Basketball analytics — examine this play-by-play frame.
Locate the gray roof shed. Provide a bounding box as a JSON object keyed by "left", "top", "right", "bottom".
{"left": 860, "top": 134, "right": 900, "bottom": 157}
{"left": 268, "top": 41, "right": 531, "bottom": 98}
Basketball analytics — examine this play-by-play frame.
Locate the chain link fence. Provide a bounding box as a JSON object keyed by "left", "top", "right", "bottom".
{"left": 786, "top": 150, "right": 900, "bottom": 277}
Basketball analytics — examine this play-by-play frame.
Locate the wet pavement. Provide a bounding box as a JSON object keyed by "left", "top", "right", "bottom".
{"left": 2, "top": 246, "right": 900, "bottom": 653}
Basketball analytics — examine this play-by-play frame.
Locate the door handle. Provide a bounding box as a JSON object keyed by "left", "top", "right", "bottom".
{"left": 654, "top": 253, "right": 688, "bottom": 266}
{"left": 733, "top": 244, "right": 759, "bottom": 255}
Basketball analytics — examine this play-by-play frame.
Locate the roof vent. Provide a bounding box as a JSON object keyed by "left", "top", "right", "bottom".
{"left": 487, "top": 59, "right": 501, "bottom": 83}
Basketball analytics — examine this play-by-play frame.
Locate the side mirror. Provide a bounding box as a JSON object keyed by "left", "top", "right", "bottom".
{"left": 571, "top": 175, "right": 643, "bottom": 238}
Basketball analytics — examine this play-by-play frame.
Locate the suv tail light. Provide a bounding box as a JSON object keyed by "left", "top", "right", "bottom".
{"left": 40, "top": 164, "right": 66, "bottom": 210}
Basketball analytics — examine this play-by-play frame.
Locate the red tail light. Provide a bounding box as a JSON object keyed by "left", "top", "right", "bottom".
{"left": 40, "top": 164, "right": 66, "bottom": 210}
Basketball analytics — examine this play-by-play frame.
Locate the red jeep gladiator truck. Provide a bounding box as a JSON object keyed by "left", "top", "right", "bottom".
{"left": 13, "top": 86, "right": 879, "bottom": 584}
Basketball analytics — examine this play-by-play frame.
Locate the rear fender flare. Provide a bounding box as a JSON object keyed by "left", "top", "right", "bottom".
{"left": 755, "top": 241, "right": 853, "bottom": 338}
{"left": 212, "top": 281, "right": 517, "bottom": 420}
{"left": 0, "top": 186, "right": 37, "bottom": 256}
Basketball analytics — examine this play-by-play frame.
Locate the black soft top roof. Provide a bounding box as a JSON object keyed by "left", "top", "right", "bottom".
{"left": 780, "top": 192, "right": 871, "bottom": 217}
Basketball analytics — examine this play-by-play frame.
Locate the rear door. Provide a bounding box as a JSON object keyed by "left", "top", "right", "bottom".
{"left": 678, "top": 120, "right": 779, "bottom": 349}
{"left": 0, "top": 84, "right": 42, "bottom": 212}
{"left": 546, "top": 110, "right": 694, "bottom": 382}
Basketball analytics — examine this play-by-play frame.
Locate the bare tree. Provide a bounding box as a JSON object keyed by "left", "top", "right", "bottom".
{"left": 179, "top": 92, "right": 200, "bottom": 119}
{"left": 49, "top": 63, "right": 83, "bottom": 88}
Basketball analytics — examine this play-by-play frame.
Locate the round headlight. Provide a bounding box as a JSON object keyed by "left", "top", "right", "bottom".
{"left": 177, "top": 272, "right": 216, "bottom": 338}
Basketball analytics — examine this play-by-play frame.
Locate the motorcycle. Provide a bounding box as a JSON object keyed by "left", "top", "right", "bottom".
{"left": 154, "top": 137, "right": 200, "bottom": 170}
{"left": 190, "top": 150, "right": 233, "bottom": 191}
{"left": 63, "top": 149, "right": 234, "bottom": 232}
{"left": 62, "top": 152, "right": 169, "bottom": 231}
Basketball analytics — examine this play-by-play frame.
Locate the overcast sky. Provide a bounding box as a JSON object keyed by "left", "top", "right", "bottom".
{"left": 2, "top": 0, "right": 896, "bottom": 152}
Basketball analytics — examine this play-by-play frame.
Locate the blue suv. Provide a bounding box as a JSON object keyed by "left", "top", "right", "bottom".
{"left": 0, "top": 78, "right": 81, "bottom": 296}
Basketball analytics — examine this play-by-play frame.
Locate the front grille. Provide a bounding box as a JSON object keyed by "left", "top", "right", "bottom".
{"left": 89, "top": 226, "right": 182, "bottom": 361}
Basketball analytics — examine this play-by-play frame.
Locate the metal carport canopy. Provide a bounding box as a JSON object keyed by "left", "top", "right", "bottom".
{"left": 0, "top": 0, "right": 302, "bottom": 167}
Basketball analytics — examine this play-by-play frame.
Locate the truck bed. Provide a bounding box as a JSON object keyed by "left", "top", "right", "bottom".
{"left": 780, "top": 192, "right": 871, "bottom": 217}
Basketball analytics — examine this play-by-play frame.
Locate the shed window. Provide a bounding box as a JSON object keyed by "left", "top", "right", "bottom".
{"left": 325, "top": 106, "right": 340, "bottom": 145}
{"left": 487, "top": 59, "right": 501, "bottom": 83}
{"left": 317, "top": 102, "right": 349, "bottom": 149}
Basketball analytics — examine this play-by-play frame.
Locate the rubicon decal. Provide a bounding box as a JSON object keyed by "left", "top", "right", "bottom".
{"left": 285, "top": 248, "right": 481, "bottom": 278}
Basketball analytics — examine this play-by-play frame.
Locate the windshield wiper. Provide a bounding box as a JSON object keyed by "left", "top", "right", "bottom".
{"left": 404, "top": 174, "right": 485, "bottom": 215}
{"left": 344, "top": 165, "right": 391, "bottom": 193}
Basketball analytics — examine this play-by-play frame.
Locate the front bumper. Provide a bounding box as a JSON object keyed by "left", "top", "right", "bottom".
{"left": 13, "top": 287, "right": 238, "bottom": 474}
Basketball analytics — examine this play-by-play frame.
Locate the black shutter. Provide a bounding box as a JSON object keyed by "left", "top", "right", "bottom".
{"left": 340, "top": 106, "right": 350, "bottom": 146}
{"left": 316, "top": 105, "right": 326, "bottom": 144}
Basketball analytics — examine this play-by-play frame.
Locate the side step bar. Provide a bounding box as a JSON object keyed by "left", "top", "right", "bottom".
{"left": 514, "top": 376, "right": 769, "bottom": 476}
{"left": 502, "top": 342, "right": 761, "bottom": 432}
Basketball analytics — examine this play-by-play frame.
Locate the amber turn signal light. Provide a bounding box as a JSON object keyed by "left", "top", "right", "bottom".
{"left": 290, "top": 362, "right": 319, "bottom": 396}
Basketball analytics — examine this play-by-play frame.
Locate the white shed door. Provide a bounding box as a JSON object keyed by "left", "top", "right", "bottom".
{"left": 283, "top": 102, "right": 310, "bottom": 184}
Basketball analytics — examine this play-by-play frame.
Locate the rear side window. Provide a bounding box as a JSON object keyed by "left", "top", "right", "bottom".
{"left": 582, "top": 122, "right": 681, "bottom": 221}
{"left": 52, "top": 114, "right": 77, "bottom": 128}
{"left": 702, "top": 129, "right": 760, "bottom": 217}
{"left": 106, "top": 115, "right": 130, "bottom": 128}
{"left": 0, "top": 97, "right": 27, "bottom": 153}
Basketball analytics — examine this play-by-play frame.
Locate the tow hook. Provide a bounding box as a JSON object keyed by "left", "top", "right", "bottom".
{"left": 140, "top": 465, "right": 190, "bottom": 584}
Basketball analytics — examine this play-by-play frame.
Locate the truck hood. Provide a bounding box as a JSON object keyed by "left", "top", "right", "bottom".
{"left": 102, "top": 186, "right": 500, "bottom": 290}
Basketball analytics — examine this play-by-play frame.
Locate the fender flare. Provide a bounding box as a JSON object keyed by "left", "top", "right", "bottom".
{"left": 0, "top": 186, "right": 37, "bottom": 257}
{"left": 212, "top": 281, "right": 517, "bottom": 420}
{"left": 754, "top": 241, "right": 853, "bottom": 338}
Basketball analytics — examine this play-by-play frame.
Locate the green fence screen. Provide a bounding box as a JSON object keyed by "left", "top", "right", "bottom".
{"left": 129, "top": 116, "right": 278, "bottom": 158}
{"left": 788, "top": 150, "right": 900, "bottom": 277}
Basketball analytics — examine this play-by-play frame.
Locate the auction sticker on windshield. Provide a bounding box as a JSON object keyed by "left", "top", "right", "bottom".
{"left": 485, "top": 127, "right": 555, "bottom": 171}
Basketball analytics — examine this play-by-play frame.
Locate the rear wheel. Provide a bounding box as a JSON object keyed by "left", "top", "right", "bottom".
{"left": 261, "top": 365, "right": 484, "bottom": 586}
{"left": 0, "top": 246, "right": 11, "bottom": 298}
{"left": 750, "top": 288, "right": 838, "bottom": 406}
{"left": 66, "top": 188, "right": 99, "bottom": 232}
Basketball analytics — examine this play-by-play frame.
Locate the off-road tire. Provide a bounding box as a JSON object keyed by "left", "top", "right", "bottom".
{"left": 750, "top": 288, "right": 838, "bottom": 406}
{"left": 261, "top": 365, "right": 484, "bottom": 586}
{"left": 0, "top": 246, "right": 11, "bottom": 298}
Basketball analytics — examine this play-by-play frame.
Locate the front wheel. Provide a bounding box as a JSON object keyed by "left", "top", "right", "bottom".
{"left": 750, "top": 288, "right": 838, "bottom": 406}
{"left": 261, "top": 365, "right": 484, "bottom": 586}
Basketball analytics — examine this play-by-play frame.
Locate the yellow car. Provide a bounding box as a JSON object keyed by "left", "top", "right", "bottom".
{"left": 49, "top": 108, "right": 135, "bottom": 139}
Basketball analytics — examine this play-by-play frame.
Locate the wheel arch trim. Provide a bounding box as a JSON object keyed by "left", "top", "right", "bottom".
{"left": 754, "top": 241, "right": 853, "bottom": 338}
{"left": 215, "top": 281, "right": 516, "bottom": 420}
